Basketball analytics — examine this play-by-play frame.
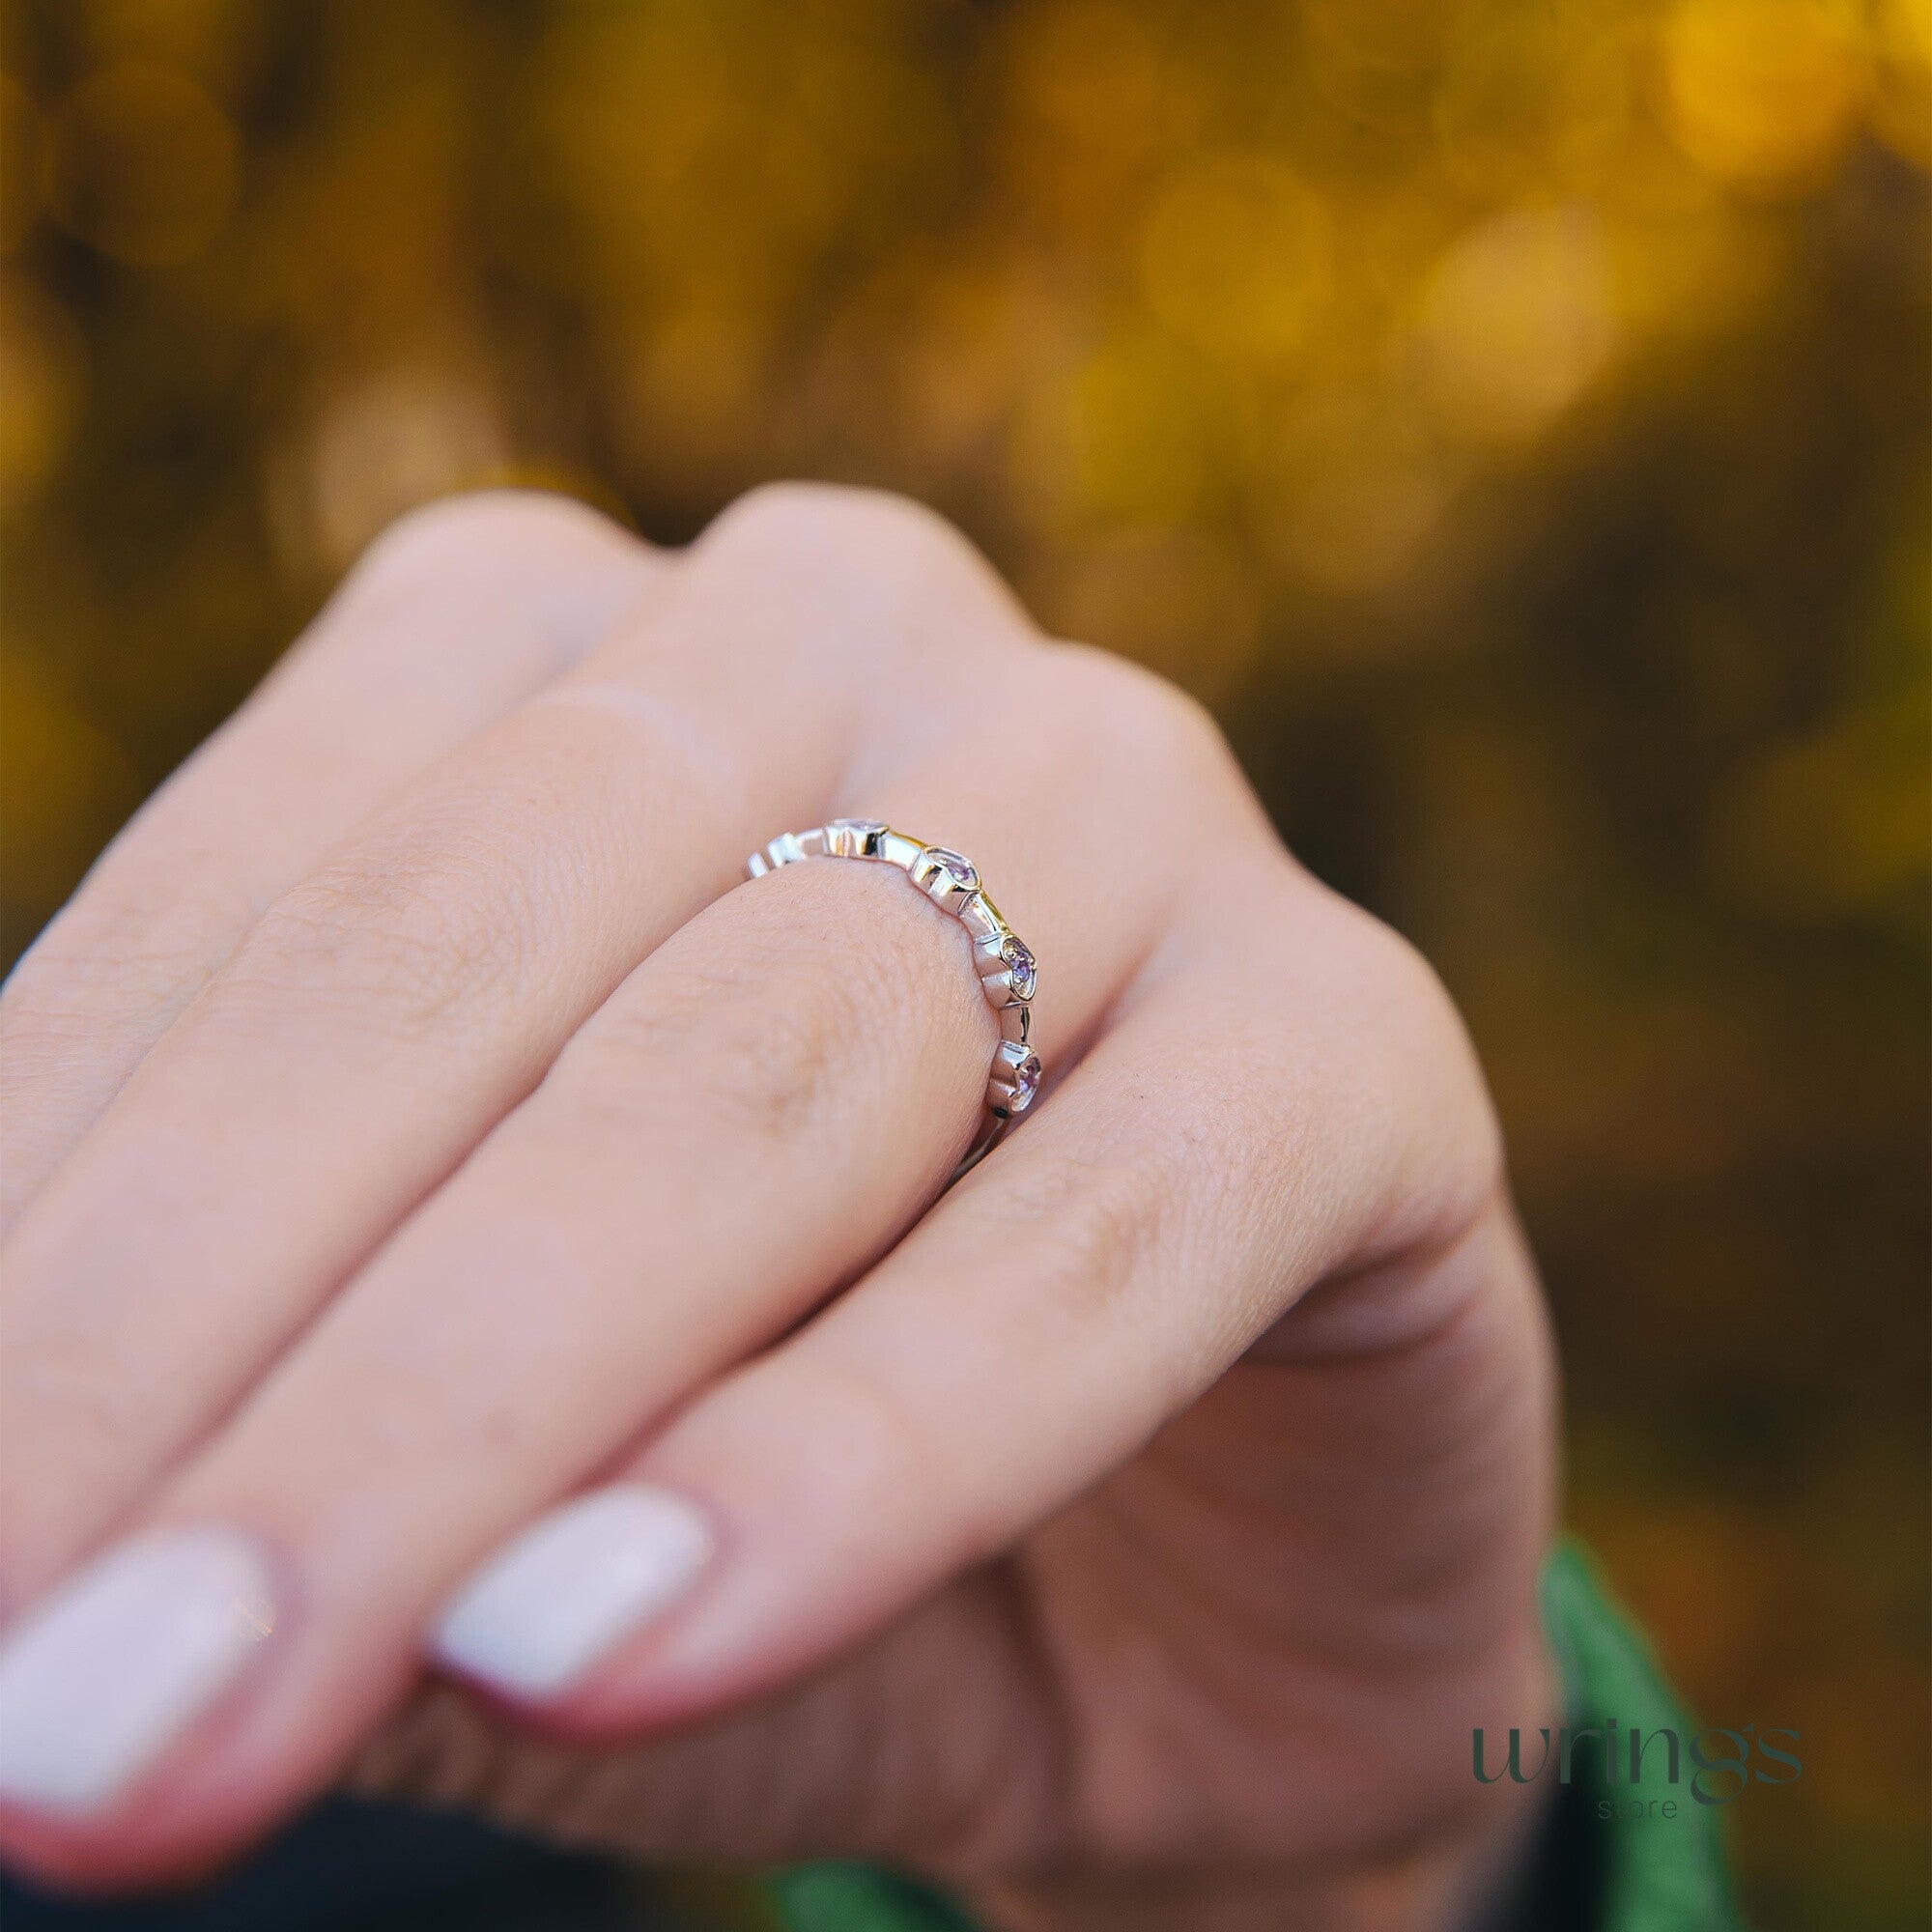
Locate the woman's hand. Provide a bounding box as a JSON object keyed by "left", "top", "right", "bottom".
{"left": 0, "top": 487, "right": 1557, "bottom": 1929}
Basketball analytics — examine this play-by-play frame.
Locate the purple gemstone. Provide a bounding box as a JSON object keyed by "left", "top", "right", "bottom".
{"left": 925, "top": 847, "right": 977, "bottom": 890}
{"left": 1011, "top": 1052, "right": 1042, "bottom": 1111}
{"left": 1003, "top": 937, "right": 1036, "bottom": 997}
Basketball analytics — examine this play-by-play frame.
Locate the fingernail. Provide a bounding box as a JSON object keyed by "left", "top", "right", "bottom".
{"left": 0, "top": 1527, "right": 279, "bottom": 1817}
{"left": 431, "top": 1485, "right": 714, "bottom": 1700}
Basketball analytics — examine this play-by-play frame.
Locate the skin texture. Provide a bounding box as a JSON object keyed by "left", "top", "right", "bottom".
{"left": 0, "top": 486, "right": 1558, "bottom": 1929}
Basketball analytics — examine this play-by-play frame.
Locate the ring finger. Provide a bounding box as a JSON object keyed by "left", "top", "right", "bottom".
{"left": 0, "top": 488, "right": 1009, "bottom": 1606}
{"left": 0, "top": 635, "right": 1236, "bottom": 1886}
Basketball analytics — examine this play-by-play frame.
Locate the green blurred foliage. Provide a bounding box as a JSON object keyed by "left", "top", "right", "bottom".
{"left": 1, "top": 0, "right": 1926, "bottom": 1921}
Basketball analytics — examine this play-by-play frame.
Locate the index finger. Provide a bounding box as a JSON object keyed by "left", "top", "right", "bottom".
{"left": 0, "top": 492, "right": 659, "bottom": 1234}
{"left": 0, "top": 488, "right": 1029, "bottom": 1610}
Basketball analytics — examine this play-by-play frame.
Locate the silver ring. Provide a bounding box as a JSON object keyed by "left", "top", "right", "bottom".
{"left": 746, "top": 819, "right": 1039, "bottom": 1178}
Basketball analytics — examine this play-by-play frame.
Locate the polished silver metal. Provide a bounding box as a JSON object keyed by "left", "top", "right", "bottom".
{"left": 747, "top": 819, "right": 1040, "bottom": 1178}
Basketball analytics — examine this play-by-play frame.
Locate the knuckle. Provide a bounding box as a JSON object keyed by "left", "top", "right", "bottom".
{"left": 561, "top": 936, "right": 845, "bottom": 1148}
{"left": 611, "top": 969, "right": 841, "bottom": 1143}
{"left": 554, "top": 864, "right": 952, "bottom": 1150}
{"left": 348, "top": 489, "right": 637, "bottom": 601}
{"left": 1279, "top": 889, "right": 1506, "bottom": 1232}
{"left": 1348, "top": 903, "right": 1482, "bottom": 1080}
{"left": 698, "top": 480, "right": 959, "bottom": 569}
{"left": 0, "top": 873, "right": 253, "bottom": 1042}
{"left": 2, "top": 1344, "right": 143, "bottom": 1477}
{"left": 1354, "top": 907, "right": 1459, "bottom": 1026}
{"left": 788, "top": 1351, "right": 959, "bottom": 1520}
{"left": 1380, "top": 940, "right": 1506, "bottom": 1214}
{"left": 0, "top": 1353, "right": 162, "bottom": 1579}
{"left": 226, "top": 845, "right": 530, "bottom": 1035}
{"left": 692, "top": 481, "right": 1030, "bottom": 658}
{"left": 984, "top": 1147, "right": 1176, "bottom": 1331}
{"left": 1042, "top": 644, "right": 1242, "bottom": 800}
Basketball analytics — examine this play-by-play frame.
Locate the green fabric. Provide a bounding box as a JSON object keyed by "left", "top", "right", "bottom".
{"left": 748, "top": 1541, "right": 1745, "bottom": 1932}
{"left": 1542, "top": 1538, "right": 1745, "bottom": 1932}
{"left": 765, "top": 1864, "right": 980, "bottom": 1932}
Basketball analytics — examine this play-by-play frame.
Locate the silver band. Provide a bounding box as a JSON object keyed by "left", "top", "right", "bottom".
{"left": 746, "top": 819, "right": 1039, "bottom": 1178}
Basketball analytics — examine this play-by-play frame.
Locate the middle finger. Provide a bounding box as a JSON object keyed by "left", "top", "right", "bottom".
{"left": 0, "top": 643, "right": 1208, "bottom": 1881}
{"left": 0, "top": 489, "right": 1016, "bottom": 1606}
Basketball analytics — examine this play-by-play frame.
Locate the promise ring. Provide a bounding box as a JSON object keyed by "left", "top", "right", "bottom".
{"left": 747, "top": 819, "right": 1040, "bottom": 1178}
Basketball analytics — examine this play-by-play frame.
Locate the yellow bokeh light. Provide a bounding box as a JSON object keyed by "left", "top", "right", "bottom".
{"left": 1021, "top": 329, "right": 1222, "bottom": 526}
{"left": 1259, "top": 387, "right": 1457, "bottom": 597}
{"left": 1, "top": 76, "right": 39, "bottom": 255}
{"left": 1037, "top": 525, "right": 1261, "bottom": 700}
{"left": 1869, "top": 0, "right": 1932, "bottom": 166}
{"left": 0, "top": 282, "right": 81, "bottom": 513}
{"left": 1413, "top": 204, "right": 1618, "bottom": 446}
{"left": 302, "top": 373, "right": 507, "bottom": 573}
{"left": 1006, "top": 0, "right": 1174, "bottom": 171}
{"left": 1139, "top": 154, "right": 1331, "bottom": 362}
{"left": 613, "top": 301, "right": 774, "bottom": 495}
{"left": 1662, "top": 0, "right": 1869, "bottom": 187}
{"left": 1435, "top": 14, "right": 1634, "bottom": 194}
{"left": 40, "top": 62, "right": 238, "bottom": 265}
{"left": 0, "top": 656, "right": 137, "bottom": 909}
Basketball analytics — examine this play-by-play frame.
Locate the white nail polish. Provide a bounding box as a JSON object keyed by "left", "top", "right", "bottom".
{"left": 432, "top": 1485, "right": 714, "bottom": 1700}
{"left": 0, "top": 1527, "right": 278, "bottom": 1817}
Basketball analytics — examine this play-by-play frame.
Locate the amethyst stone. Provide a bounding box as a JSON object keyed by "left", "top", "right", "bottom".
{"left": 1010, "top": 1052, "right": 1042, "bottom": 1110}
{"left": 1002, "top": 937, "right": 1037, "bottom": 998}
{"left": 924, "top": 847, "right": 978, "bottom": 890}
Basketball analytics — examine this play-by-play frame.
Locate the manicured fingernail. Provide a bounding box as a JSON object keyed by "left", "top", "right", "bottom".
{"left": 432, "top": 1485, "right": 714, "bottom": 1700}
{"left": 0, "top": 1527, "right": 279, "bottom": 1817}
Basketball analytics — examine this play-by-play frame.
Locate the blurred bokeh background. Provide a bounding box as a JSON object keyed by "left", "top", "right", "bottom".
{"left": 0, "top": 0, "right": 1925, "bottom": 1921}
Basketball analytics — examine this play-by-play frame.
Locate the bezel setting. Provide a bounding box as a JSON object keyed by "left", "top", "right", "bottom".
{"left": 746, "top": 821, "right": 1041, "bottom": 1179}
